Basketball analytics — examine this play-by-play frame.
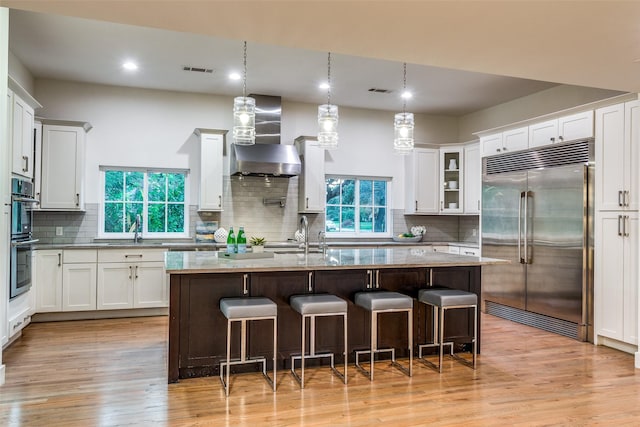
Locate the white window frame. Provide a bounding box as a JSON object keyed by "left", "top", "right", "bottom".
{"left": 98, "top": 166, "right": 190, "bottom": 239}
{"left": 325, "top": 175, "right": 392, "bottom": 238}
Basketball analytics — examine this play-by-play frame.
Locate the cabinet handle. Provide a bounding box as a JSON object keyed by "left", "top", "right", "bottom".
{"left": 243, "top": 273, "right": 249, "bottom": 295}
{"left": 550, "top": 137, "right": 555, "bottom": 142}
{"left": 618, "top": 215, "right": 623, "bottom": 236}
{"left": 558, "top": 136, "right": 564, "bottom": 142}
{"left": 478, "top": 200, "right": 480, "bottom": 211}
{"left": 625, "top": 190, "right": 630, "bottom": 207}
{"left": 618, "top": 190, "right": 623, "bottom": 207}
{"left": 366, "top": 269, "right": 372, "bottom": 289}
{"left": 22, "top": 155, "right": 28, "bottom": 172}
{"left": 306, "top": 197, "right": 309, "bottom": 209}
{"left": 441, "top": 200, "right": 444, "bottom": 211}
{"left": 13, "top": 321, "right": 22, "bottom": 329}
{"left": 75, "top": 193, "right": 80, "bottom": 207}
{"left": 496, "top": 148, "right": 501, "bottom": 152}
{"left": 415, "top": 200, "right": 418, "bottom": 211}
{"left": 135, "top": 265, "right": 139, "bottom": 279}
{"left": 218, "top": 195, "right": 222, "bottom": 208}
{"left": 128, "top": 266, "right": 132, "bottom": 279}
{"left": 125, "top": 254, "right": 143, "bottom": 258}
{"left": 375, "top": 270, "right": 380, "bottom": 289}
{"left": 503, "top": 146, "right": 508, "bottom": 151}
{"left": 58, "top": 253, "right": 61, "bottom": 267}
{"left": 308, "top": 271, "right": 313, "bottom": 292}
{"left": 624, "top": 215, "right": 630, "bottom": 237}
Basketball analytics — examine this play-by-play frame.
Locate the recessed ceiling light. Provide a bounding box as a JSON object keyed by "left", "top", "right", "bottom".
{"left": 319, "top": 82, "right": 330, "bottom": 90}
{"left": 122, "top": 61, "right": 138, "bottom": 71}
{"left": 229, "top": 72, "right": 241, "bottom": 80}
{"left": 401, "top": 91, "right": 412, "bottom": 99}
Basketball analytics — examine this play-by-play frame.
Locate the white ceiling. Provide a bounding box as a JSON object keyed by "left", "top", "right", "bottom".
{"left": 3, "top": 1, "right": 637, "bottom": 115}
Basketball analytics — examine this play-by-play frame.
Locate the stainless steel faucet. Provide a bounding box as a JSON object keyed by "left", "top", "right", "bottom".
{"left": 318, "top": 230, "right": 327, "bottom": 255}
{"left": 134, "top": 214, "right": 142, "bottom": 243}
{"left": 300, "top": 215, "right": 309, "bottom": 255}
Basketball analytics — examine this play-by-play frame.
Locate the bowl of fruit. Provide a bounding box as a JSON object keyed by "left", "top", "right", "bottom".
{"left": 392, "top": 232, "right": 423, "bottom": 243}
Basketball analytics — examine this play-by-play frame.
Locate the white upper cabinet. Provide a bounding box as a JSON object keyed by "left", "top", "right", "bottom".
{"left": 439, "top": 146, "right": 464, "bottom": 214}
{"left": 11, "top": 93, "right": 35, "bottom": 178}
{"left": 595, "top": 101, "right": 639, "bottom": 211}
{"left": 480, "top": 126, "right": 528, "bottom": 157}
{"left": 464, "top": 143, "right": 481, "bottom": 214}
{"left": 295, "top": 136, "right": 325, "bottom": 213}
{"left": 197, "top": 129, "right": 226, "bottom": 212}
{"left": 529, "top": 111, "right": 593, "bottom": 148}
{"left": 40, "top": 121, "right": 91, "bottom": 211}
{"left": 405, "top": 148, "right": 439, "bottom": 214}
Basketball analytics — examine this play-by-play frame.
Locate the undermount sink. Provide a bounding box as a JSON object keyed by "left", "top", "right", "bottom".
{"left": 273, "top": 249, "right": 324, "bottom": 255}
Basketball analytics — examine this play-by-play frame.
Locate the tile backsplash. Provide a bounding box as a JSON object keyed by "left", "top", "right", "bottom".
{"left": 32, "top": 176, "right": 479, "bottom": 245}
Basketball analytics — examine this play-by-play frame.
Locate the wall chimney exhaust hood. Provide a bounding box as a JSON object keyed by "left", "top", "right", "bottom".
{"left": 229, "top": 94, "right": 301, "bottom": 177}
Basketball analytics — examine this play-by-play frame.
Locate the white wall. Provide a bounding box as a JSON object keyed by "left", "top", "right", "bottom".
{"left": 8, "top": 50, "right": 34, "bottom": 94}
{"left": 458, "top": 84, "right": 625, "bottom": 141}
{"left": 34, "top": 79, "right": 459, "bottom": 210}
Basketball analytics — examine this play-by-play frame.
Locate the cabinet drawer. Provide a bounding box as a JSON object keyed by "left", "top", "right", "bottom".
{"left": 9, "top": 307, "right": 31, "bottom": 338}
{"left": 64, "top": 249, "right": 97, "bottom": 263}
{"left": 98, "top": 248, "right": 166, "bottom": 263}
{"left": 432, "top": 245, "right": 450, "bottom": 253}
{"left": 459, "top": 247, "right": 480, "bottom": 256}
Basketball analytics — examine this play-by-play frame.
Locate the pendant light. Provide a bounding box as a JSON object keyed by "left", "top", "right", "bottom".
{"left": 318, "top": 52, "right": 339, "bottom": 149}
{"left": 394, "top": 62, "right": 414, "bottom": 154}
{"left": 233, "top": 41, "right": 256, "bottom": 145}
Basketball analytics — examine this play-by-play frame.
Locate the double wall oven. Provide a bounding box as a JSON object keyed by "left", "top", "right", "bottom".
{"left": 10, "top": 177, "right": 38, "bottom": 299}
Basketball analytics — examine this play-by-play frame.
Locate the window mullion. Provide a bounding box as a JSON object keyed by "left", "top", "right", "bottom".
{"left": 355, "top": 179, "right": 360, "bottom": 234}
{"left": 143, "top": 172, "right": 149, "bottom": 234}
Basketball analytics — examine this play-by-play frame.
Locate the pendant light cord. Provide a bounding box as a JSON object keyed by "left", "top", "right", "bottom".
{"left": 402, "top": 62, "right": 407, "bottom": 115}
{"left": 242, "top": 41, "right": 248, "bottom": 99}
{"left": 327, "top": 52, "right": 332, "bottom": 106}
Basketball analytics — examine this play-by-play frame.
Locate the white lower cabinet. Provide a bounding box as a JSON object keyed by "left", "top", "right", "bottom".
{"left": 35, "top": 249, "right": 63, "bottom": 312}
{"left": 63, "top": 262, "right": 97, "bottom": 311}
{"left": 97, "top": 249, "right": 168, "bottom": 310}
{"left": 595, "top": 212, "right": 638, "bottom": 346}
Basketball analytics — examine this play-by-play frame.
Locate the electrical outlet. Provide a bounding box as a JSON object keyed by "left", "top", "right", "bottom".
{"left": 472, "top": 228, "right": 477, "bottom": 236}
{"left": 56, "top": 226, "right": 63, "bottom": 236}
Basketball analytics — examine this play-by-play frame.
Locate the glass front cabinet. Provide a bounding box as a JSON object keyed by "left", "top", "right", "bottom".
{"left": 439, "top": 146, "right": 464, "bottom": 214}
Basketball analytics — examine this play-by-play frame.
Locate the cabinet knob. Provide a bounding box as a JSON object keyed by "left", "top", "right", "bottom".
{"left": 218, "top": 195, "right": 222, "bottom": 208}
{"left": 496, "top": 148, "right": 501, "bottom": 152}
{"left": 550, "top": 137, "right": 555, "bottom": 142}
{"left": 559, "top": 136, "right": 564, "bottom": 141}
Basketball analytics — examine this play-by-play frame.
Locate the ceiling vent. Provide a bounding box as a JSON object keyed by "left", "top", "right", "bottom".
{"left": 182, "top": 66, "right": 214, "bottom": 74}
{"left": 368, "top": 88, "right": 393, "bottom": 94}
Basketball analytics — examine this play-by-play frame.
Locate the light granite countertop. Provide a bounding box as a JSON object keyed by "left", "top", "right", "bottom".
{"left": 164, "top": 247, "right": 505, "bottom": 274}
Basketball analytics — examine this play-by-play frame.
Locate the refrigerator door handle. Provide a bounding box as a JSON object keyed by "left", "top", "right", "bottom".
{"left": 519, "top": 191, "right": 525, "bottom": 264}
{"left": 524, "top": 190, "right": 533, "bottom": 264}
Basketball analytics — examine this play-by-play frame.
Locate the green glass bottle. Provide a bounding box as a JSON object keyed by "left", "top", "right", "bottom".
{"left": 237, "top": 226, "right": 246, "bottom": 254}
{"left": 226, "top": 227, "right": 236, "bottom": 254}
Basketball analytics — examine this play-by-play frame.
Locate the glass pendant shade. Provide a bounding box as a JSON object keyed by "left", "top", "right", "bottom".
{"left": 318, "top": 104, "right": 339, "bottom": 149}
{"left": 233, "top": 96, "right": 256, "bottom": 145}
{"left": 394, "top": 112, "right": 414, "bottom": 154}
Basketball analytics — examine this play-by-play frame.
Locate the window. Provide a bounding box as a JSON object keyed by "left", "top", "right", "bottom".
{"left": 325, "top": 177, "right": 390, "bottom": 236}
{"left": 101, "top": 168, "right": 188, "bottom": 238}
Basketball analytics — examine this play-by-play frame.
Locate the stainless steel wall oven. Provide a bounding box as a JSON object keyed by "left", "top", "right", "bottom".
{"left": 10, "top": 177, "right": 38, "bottom": 299}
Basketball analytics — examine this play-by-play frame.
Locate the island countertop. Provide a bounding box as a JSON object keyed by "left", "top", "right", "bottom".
{"left": 164, "top": 247, "right": 506, "bottom": 274}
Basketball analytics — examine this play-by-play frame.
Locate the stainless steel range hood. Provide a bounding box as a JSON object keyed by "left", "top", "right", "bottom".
{"left": 229, "top": 94, "right": 301, "bottom": 178}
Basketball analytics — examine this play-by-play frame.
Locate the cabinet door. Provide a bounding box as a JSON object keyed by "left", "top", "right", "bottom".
{"left": 199, "top": 132, "right": 224, "bottom": 211}
{"left": 594, "top": 212, "right": 625, "bottom": 341}
{"left": 558, "top": 111, "right": 593, "bottom": 142}
{"left": 529, "top": 119, "right": 558, "bottom": 148}
{"left": 464, "top": 143, "right": 481, "bottom": 214}
{"left": 133, "top": 262, "right": 168, "bottom": 308}
{"left": 595, "top": 103, "right": 626, "bottom": 211}
{"left": 502, "top": 126, "right": 528, "bottom": 152}
{"left": 97, "top": 262, "right": 133, "bottom": 309}
{"left": 623, "top": 214, "right": 638, "bottom": 345}
{"left": 35, "top": 250, "right": 63, "bottom": 312}
{"left": 298, "top": 140, "right": 325, "bottom": 213}
{"left": 624, "top": 100, "right": 640, "bottom": 211}
{"left": 480, "top": 133, "right": 503, "bottom": 157}
{"left": 41, "top": 125, "right": 83, "bottom": 210}
{"left": 406, "top": 148, "right": 439, "bottom": 214}
{"left": 62, "top": 263, "right": 97, "bottom": 311}
{"left": 11, "top": 95, "right": 34, "bottom": 178}
{"left": 440, "top": 148, "right": 463, "bottom": 214}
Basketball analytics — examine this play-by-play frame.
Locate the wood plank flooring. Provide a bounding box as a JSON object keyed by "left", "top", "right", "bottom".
{"left": 1, "top": 314, "right": 639, "bottom": 426}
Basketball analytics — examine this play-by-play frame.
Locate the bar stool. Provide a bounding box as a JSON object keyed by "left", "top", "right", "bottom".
{"left": 219, "top": 297, "right": 277, "bottom": 396}
{"left": 417, "top": 288, "right": 477, "bottom": 373}
{"left": 354, "top": 291, "right": 413, "bottom": 380}
{"left": 289, "top": 294, "right": 348, "bottom": 388}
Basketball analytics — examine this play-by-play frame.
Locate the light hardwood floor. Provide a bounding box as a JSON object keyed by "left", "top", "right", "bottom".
{"left": 1, "top": 314, "right": 639, "bottom": 426}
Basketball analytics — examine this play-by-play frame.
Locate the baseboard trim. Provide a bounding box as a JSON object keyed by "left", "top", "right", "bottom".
{"left": 31, "top": 307, "right": 168, "bottom": 323}
{"left": 0, "top": 364, "right": 5, "bottom": 386}
{"left": 596, "top": 335, "right": 638, "bottom": 355}
{"left": 635, "top": 351, "right": 640, "bottom": 369}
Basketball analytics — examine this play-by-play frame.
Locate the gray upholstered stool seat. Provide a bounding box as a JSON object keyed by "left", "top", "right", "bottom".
{"left": 219, "top": 296, "right": 277, "bottom": 396}
{"left": 417, "top": 288, "right": 477, "bottom": 372}
{"left": 221, "top": 297, "right": 278, "bottom": 319}
{"left": 291, "top": 294, "right": 348, "bottom": 315}
{"left": 289, "top": 294, "right": 348, "bottom": 388}
{"left": 353, "top": 291, "right": 413, "bottom": 380}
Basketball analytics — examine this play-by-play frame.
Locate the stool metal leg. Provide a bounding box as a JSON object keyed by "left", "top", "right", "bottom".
{"left": 438, "top": 306, "right": 445, "bottom": 373}
{"left": 225, "top": 318, "right": 231, "bottom": 396}
{"left": 272, "top": 316, "right": 277, "bottom": 392}
{"left": 343, "top": 312, "right": 348, "bottom": 384}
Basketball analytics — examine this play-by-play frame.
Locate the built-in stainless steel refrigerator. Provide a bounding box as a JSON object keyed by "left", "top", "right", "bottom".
{"left": 481, "top": 139, "right": 594, "bottom": 342}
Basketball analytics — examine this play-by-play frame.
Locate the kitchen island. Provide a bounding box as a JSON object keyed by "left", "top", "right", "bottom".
{"left": 165, "top": 248, "right": 505, "bottom": 383}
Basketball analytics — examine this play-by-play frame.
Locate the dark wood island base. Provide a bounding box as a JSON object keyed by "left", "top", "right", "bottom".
{"left": 166, "top": 248, "right": 494, "bottom": 383}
